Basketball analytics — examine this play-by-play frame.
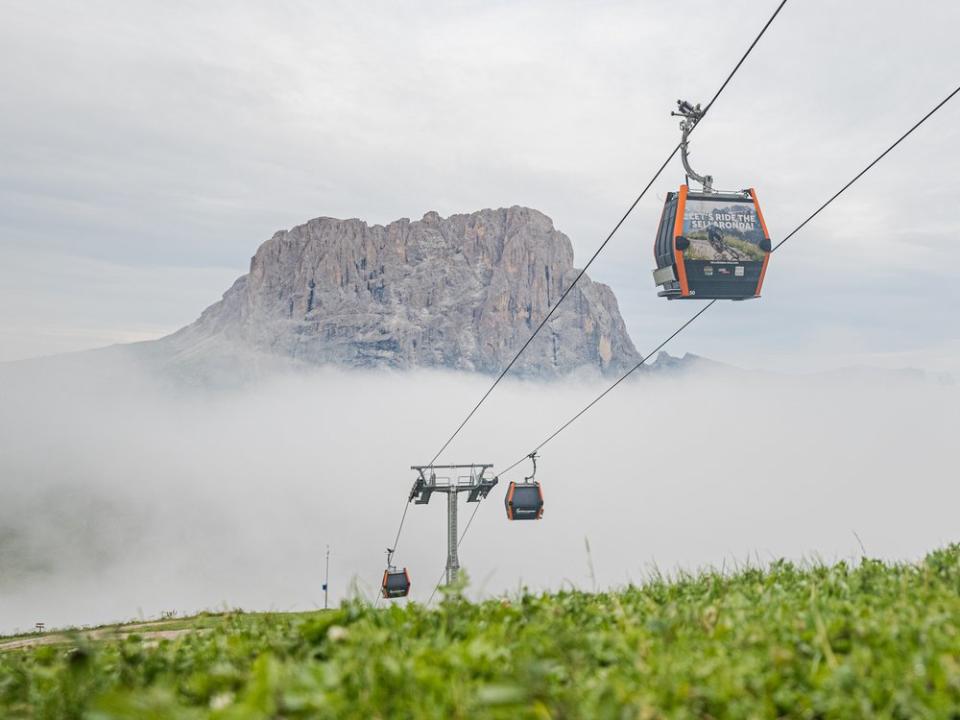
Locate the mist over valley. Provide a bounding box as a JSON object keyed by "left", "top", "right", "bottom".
{"left": 1, "top": 347, "right": 954, "bottom": 634}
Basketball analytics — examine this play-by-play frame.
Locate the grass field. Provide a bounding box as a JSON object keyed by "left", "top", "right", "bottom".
{"left": 3, "top": 546, "right": 960, "bottom": 718}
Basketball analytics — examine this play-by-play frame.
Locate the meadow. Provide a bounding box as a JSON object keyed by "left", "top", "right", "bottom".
{"left": 3, "top": 546, "right": 960, "bottom": 719}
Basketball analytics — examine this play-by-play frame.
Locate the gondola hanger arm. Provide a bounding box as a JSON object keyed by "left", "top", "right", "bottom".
{"left": 524, "top": 452, "right": 538, "bottom": 483}
{"left": 671, "top": 99, "right": 714, "bottom": 192}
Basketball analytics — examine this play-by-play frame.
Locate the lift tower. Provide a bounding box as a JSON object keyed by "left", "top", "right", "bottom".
{"left": 409, "top": 464, "right": 496, "bottom": 586}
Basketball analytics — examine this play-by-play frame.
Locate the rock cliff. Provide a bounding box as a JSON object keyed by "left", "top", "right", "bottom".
{"left": 158, "top": 207, "right": 640, "bottom": 377}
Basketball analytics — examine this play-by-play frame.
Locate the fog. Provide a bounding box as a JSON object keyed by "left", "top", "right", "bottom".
{"left": 0, "top": 356, "right": 956, "bottom": 634}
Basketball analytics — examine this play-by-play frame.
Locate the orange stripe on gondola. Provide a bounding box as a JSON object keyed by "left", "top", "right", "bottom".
{"left": 750, "top": 188, "right": 771, "bottom": 297}
{"left": 749, "top": 187, "right": 771, "bottom": 238}
{"left": 505, "top": 482, "right": 515, "bottom": 520}
{"left": 673, "top": 185, "right": 690, "bottom": 296}
{"left": 755, "top": 251, "right": 770, "bottom": 297}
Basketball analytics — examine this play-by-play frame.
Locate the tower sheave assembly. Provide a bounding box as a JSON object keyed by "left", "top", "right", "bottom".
{"left": 408, "top": 464, "right": 497, "bottom": 588}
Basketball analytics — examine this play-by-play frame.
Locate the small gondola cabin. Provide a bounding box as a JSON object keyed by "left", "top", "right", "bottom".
{"left": 381, "top": 568, "right": 411, "bottom": 599}
{"left": 504, "top": 481, "right": 544, "bottom": 521}
{"left": 653, "top": 186, "right": 771, "bottom": 300}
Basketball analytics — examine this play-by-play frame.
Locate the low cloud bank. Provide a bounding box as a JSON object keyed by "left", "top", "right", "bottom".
{"left": 0, "top": 355, "right": 956, "bottom": 633}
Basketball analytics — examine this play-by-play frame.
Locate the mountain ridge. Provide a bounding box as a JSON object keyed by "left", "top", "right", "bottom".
{"left": 146, "top": 206, "right": 641, "bottom": 382}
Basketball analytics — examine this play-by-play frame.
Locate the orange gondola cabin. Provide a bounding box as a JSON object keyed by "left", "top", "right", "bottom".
{"left": 381, "top": 566, "right": 410, "bottom": 599}
{"left": 505, "top": 452, "right": 544, "bottom": 521}
{"left": 653, "top": 185, "right": 771, "bottom": 300}
{"left": 504, "top": 480, "right": 544, "bottom": 520}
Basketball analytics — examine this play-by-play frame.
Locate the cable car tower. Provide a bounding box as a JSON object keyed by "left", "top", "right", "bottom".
{"left": 409, "top": 464, "right": 496, "bottom": 586}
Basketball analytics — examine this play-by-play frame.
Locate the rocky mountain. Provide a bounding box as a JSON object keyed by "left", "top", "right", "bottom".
{"left": 149, "top": 206, "right": 641, "bottom": 380}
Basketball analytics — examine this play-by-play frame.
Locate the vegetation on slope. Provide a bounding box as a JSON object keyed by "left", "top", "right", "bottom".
{"left": 3, "top": 546, "right": 960, "bottom": 719}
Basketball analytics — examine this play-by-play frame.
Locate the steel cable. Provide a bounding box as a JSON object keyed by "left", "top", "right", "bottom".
{"left": 438, "top": 82, "right": 960, "bottom": 603}
{"left": 424, "top": 0, "right": 789, "bottom": 468}
{"left": 387, "top": 0, "right": 790, "bottom": 592}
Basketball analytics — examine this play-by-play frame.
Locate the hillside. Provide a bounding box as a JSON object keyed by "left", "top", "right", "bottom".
{"left": 4, "top": 546, "right": 960, "bottom": 718}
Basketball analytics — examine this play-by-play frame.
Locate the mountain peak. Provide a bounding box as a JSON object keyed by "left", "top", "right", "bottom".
{"left": 155, "top": 207, "right": 640, "bottom": 380}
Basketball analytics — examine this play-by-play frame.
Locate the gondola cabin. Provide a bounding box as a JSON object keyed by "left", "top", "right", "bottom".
{"left": 653, "top": 186, "right": 771, "bottom": 300}
{"left": 504, "top": 481, "right": 544, "bottom": 521}
{"left": 381, "top": 567, "right": 410, "bottom": 599}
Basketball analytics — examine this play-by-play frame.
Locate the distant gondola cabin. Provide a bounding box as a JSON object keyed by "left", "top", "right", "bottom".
{"left": 504, "top": 481, "right": 544, "bottom": 521}
{"left": 653, "top": 186, "right": 771, "bottom": 300}
{"left": 381, "top": 568, "right": 410, "bottom": 599}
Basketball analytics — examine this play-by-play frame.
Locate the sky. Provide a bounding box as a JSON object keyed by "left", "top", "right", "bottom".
{"left": 2, "top": 1, "right": 960, "bottom": 632}
{"left": 1, "top": 0, "right": 959, "bottom": 372}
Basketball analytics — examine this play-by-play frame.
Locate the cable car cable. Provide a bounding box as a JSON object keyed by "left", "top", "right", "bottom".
{"left": 770, "top": 83, "right": 960, "bottom": 254}
{"left": 422, "top": 0, "right": 789, "bottom": 469}
{"left": 374, "top": 499, "right": 412, "bottom": 607}
{"left": 437, "top": 82, "right": 960, "bottom": 594}
{"left": 498, "top": 301, "right": 718, "bottom": 477}
{"left": 495, "top": 81, "right": 960, "bottom": 479}
{"left": 387, "top": 501, "right": 410, "bottom": 561}
{"left": 424, "top": 145, "right": 679, "bottom": 467}
{"left": 422, "top": 301, "right": 716, "bottom": 607}
{"left": 382, "top": 0, "right": 788, "bottom": 600}
{"left": 423, "top": 304, "right": 716, "bottom": 606}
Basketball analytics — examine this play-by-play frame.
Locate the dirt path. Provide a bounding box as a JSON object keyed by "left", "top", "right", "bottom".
{"left": 0, "top": 623, "right": 201, "bottom": 654}
{"left": 0, "top": 635, "right": 65, "bottom": 653}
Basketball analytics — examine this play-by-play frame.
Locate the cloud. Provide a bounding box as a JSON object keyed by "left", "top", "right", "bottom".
{"left": 0, "top": 248, "right": 241, "bottom": 361}
{"left": 2, "top": 1, "right": 959, "bottom": 362}
{"left": 1, "top": 1, "right": 958, "bottom": 631}
{"left": 1, "top": 355, "right": 956, "bottom": 633}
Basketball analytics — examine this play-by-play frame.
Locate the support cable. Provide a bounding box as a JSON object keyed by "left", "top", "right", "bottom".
{"left": 424, "top": 0, "right": 789, "bottom": 468}
{"left": 440, "top": 83, "right": 960, "bottom": 596}
{"left": 498, "top": 301, "right": 717, "bottom": 477}
{"left": 771, "top": 84, "right": 960, "bottom": 253}
{"left": 387, "top": 0, "right": 788, "bottom": 600}
{"left": 497, "top": 82, "right": 960, "bottom": 479}
{"left": 374, "top": 500, "right": 411, "bottom": 607}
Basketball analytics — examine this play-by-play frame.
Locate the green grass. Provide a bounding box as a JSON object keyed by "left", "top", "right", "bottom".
{"left": 4, "top": 546, "right": 960, "bottom": 718}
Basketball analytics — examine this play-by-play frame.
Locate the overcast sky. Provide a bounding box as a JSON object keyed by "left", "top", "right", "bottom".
{"left": 2, "top": 0, "right": 959, "bottom": 372}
